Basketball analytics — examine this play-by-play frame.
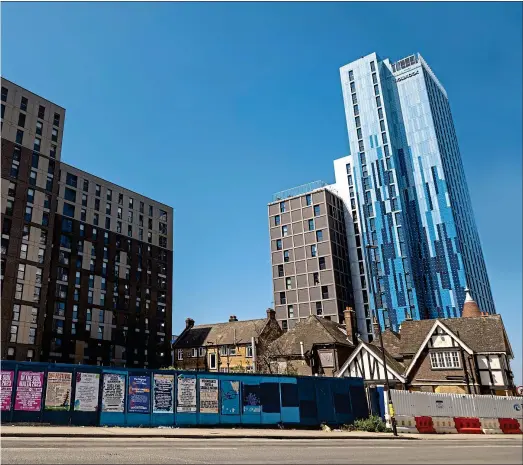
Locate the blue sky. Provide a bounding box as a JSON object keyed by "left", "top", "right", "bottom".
{"left": 2, "top": 2, "right": 521, "bottom": 383}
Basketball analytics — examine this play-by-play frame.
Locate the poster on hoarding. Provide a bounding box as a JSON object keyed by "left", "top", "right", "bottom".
{"left": 44, "top": 372, "right": 72, "bottom": 410}
{"left": 242, "top": 384, "right": 261, "bottom": 414}
{"left": 128, "top": 376, "right": 151, "bottom": 413}
{"left": 153, "top": 374, "right": 174, "bottom": 413}
{"left": 1, "top": 370, "right": 14, "bottom": 411}
{"left": 176, "top": 376, "right": 196, "bottom": 413}
{"left": 14, "top": 371, "right": 44, "bottom": 411}
{"left": 199, "top": 378, "right": 219, "bottom": 414}
{"left": 101, "top": 373, "right": 125, "bottom": 412}
{"left": 74, "top": 372, "right": 100, "bottom": 412}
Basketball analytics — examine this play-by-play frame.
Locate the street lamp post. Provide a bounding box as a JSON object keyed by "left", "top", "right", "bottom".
{"left": 365, "top": 244, "right": 398, "bottom": 437}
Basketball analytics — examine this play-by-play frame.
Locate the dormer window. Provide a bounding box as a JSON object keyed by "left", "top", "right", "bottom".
{"left": 430, "top": 351, "right": 460, "bottom": 369}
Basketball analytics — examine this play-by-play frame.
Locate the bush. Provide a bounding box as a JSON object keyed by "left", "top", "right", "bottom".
{"left": 349, "top": 415, "right": 392, "bottom": 433}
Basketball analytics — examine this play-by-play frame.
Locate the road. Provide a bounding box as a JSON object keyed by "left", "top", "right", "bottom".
{"left": 2, "top": 437, "right": 522, "bottom": 464}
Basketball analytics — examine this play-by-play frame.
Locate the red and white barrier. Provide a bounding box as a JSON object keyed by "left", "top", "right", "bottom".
{"left": 398, "top": 416, "right": 522, "bottom": 434}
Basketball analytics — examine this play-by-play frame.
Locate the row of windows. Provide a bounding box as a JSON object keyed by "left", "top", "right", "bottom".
{"left": 65, "top": 173, "right": 168, "bottom": 221}
{"left": 1, "top": 87, "right": 60, "bottom": 125}
{"left": 13, "top": 128, "right": 58, "bottom": 158}
{"left": 177, "top": 345, "right": 253, "bottom": 361}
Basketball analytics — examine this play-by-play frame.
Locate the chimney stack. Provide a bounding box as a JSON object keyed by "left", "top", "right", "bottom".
{"left": 372, "top": 316, "right": 381, "bottom": 342}
{"left": 462, "top": 288, "right": 481, "bottom": 318}
{"left": 185, "top": 318, "right": 195, "bottom": 329}
{"left": 343, "top": 307, "right": 358, "bottom": 345}
{"left": 405, "top": 309, "right": 412, "bottom": 321}
{"left": 229, "top": 315, "right": 238, "bottom": 322}
{"left": 266, "top": 308, "right": 276, "bottom": 320}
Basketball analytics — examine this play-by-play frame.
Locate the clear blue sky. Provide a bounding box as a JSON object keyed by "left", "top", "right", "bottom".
{"left": 2, "top": 3, "right": 521, "bottom": 383}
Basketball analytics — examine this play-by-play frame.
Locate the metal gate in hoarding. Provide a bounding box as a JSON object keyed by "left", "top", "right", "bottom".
{"left": 0, "top": 361, "right": 368, "bottom": 427}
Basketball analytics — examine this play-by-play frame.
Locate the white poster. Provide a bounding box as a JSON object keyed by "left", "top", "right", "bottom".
{"left": 101, "top": 373, "right": 125, "bottom": 413}
{"left": 176, "top": 376, "right": 196, "bottom": 413}
{"left": 199, "top": 378, "right": 219, "bottom": 414}
{"left": 74, "top": 372, "right": 100, "bottom": 412}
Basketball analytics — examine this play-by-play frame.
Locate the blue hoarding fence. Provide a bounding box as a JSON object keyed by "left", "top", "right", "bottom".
{"left": 0, "top": 361, "right": 368, "bottom": 427}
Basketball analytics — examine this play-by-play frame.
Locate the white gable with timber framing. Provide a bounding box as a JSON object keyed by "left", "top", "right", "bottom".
{"left": 336, "top": 342, "right": 406, "bottom": 383}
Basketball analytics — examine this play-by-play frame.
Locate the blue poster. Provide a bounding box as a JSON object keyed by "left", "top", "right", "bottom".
{"left": 221, "top": 380, "right": 239, "bottom": 415}
{"left": 128, "top": 376, "right": 150, "bottom": 413}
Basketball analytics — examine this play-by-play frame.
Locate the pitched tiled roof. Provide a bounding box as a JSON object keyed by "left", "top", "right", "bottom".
{"left": 398, "top": 315, "right": 510, "bottom": 355}
{"left": 269, "top": 315, "right": 353, "bottom": 356}
{"left": 364, "top": 342, "right": 406, "bottom": 377}
{"left": 174, "top": 318, "right": 269, "bottom": 348}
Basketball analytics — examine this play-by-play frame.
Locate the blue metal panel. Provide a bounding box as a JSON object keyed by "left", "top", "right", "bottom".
{"left": 196, "top": 373, "right": 220, "bottom": 425}
{"left": 42, "top": 363, "right": 75, "bottom": 425}
{"left": 279, "top": 377, "right": 300, "bottom": 424}
{"left": 259, "top": 377, "right": 281, "bottom": 425}
{"left": 70, "top": 365, "right": 102, "bottom": 426}
{"left": 297, "top": 377, "right": 317, "bottom": 426}
{"left": 151, "top": 371, "right": 175, "bottom": 427}
{"left": 315, "top": 378, "right": 336, "bottom": 424}
{"left": 175, "top": 372, "right": 197, "bottom": 425}
{"left": 10, "top": 362, "right": 47, "bottom": 424}
{"left": 126, "top": 370, "right": 152, "bottom": 427}
{"left": 220, "top": 378, "right": 241, "bottom": 424}
{"left": 330, "top": 378, "right": 353, "bottom": 425}
{"left": 99, "top": 369, "right": 127, "bottom": 426}
{"left": 240, "top": 376, "right": 261, "bottom": 425}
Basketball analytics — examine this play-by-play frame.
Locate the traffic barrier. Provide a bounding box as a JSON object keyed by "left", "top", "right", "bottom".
{"left": 498, "top": 418, "right": 522, "bottom": 434}
{"left": 479, "top": 418, "right": 502, "bottom": 434}
{"left": 454, "top": 417, "right": 483, "bottom": 434}
{"left": 395, "top": 415, "right": 417, "bottom": 433}
{"left": 414, "top": 416, "right": 436, "bottom": 433}
{"left": 432, "top": 416, "right": 458, "bottom": 434}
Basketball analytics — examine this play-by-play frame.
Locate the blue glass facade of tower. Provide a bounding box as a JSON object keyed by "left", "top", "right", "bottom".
{"left": 339, "top": 52, "right": 495, "bottom": 331}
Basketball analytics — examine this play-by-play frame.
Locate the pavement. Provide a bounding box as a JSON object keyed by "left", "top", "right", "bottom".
{"left": 1, "top": 436, "right": 522, "bottom": 464}
{"left": 1, "top": 425, "right": 522, "bottom": 440}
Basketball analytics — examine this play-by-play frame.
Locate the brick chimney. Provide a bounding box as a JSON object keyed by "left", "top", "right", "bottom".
{"left": 185, "top": 318, "right": 195, "bottom": 329}
{"left": 266, "top": 308, "right": 276, "bottom": 320}
{"left": 462, "top": 288, "right": 481, "bottom": 318}
{"left": 229, "top": 315, "right": 238, "bottom": 322}
{"left": 343, "top": 307, "right": 358, "bottom": 345}
{"left": 372, "top": 316, "right": 380, "bottom": 343}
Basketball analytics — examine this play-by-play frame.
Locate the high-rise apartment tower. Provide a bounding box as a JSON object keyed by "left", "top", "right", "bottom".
{"left": 337, "top": 52, "right": 495, "bottom": 331}
{"left": 1, "top": 78, "right": 173, "bottom": 367}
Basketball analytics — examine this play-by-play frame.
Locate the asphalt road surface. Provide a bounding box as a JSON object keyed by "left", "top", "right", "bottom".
{"left": 2, "top": 437, "right": 522, "bottom": 464}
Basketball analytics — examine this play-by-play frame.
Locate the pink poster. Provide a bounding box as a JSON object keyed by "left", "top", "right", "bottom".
{"left": 14, "top": 371, "right": 44, "bottom": 411}
{"left": 1, "top": 370, "right": 14, "bottom": 411}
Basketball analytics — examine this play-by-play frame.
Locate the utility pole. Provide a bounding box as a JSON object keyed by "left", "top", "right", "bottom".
{"left": 366, "top": 244, "right": 398, "bottom": 437}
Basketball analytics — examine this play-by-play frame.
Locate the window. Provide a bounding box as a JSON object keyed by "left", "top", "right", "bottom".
{"left": 33, "top": 137, "right": 41, "bottom": 152}
{"left": 429, "top": 351, "right": 461, "bottom": 369}
{"left": 278, "top": 264, "right": 284, "bottom": 277}
{"left": 282, "top": 225, "right": 288, "bottom": 237}
{"left": 316, "top": 302, "right": 323, "bottom": 316}
{"left": 128, "top": 225, "right": 133, "bottom": 237}
{"left": 305, "top": 194, "right": 312, "bottom": 206}
{"left": 280, "top": 292, "right": 286, "bottom": 304}
{"left": 149, "top": 205, "right": 153, "bottom": 216}
{"left": 129, "top": 198, "right": 135, "bottom": 210}
{"left": 37, "top": 105, "right": 45, "bottom": 119}
{"left": 376, "top": 96, "right": 382, "bottom": 107}
{"left": 313, "top": 272, "right": 320, "bottom": 285}
{"left": 17, "top": 263, "right": 26, "bottom": 280}
{"left": 280, "top": 201, "right": 286, "bottom": 213}
{"left": 321, "top": 286, "right": 329, "bottom": 299}
{"left": 1, "top": 86, "right": 7, "bottom": 102}
{"left": 316, "top": 230, "right": 323, "bottom": 241}
{"left": 106, "top": 203, "right": 111, "bottom": 215}
{"left": 246, "top": 346, "right": 253, "bottom": 358}
{"left": 64, "top": 187, "right": 76, "bottom": 202}
{"left": 16, "top": 129, "right": 24, "bottom": 144}
{"left": 374, "top": 84, "right": 380, "bottom": 96}
{"left": 105, "top": 217, "right": 111, "bottom": 230}
{"left": 15, "top": 282, "right": 23, "bottom": 299}
{"left": 208, "top": 352, "right": 216, "bottom": 369}
{"left": 287, "top": 305, "right": 294, "bottom": 318}
{"left": 44, "top": 195, "right": 51, "bottom": 210}
{"left": 10, "top": 325, "right": 18, "bottom": 343}
{"left": 1, "top": 103, "right": 4, "bottom": 119}
{"left": 53, "top": 112, "right": 60, "bottom": 127}
{"left": 10, "top": 162, "right": 19, "bottom": 179}
{"left": 95, "top": 184, "right": 101, "bottom": 197}
{"left": 308, "top": 219, "right": 315, "bottom": 231}
{"left": 313, "top": 205, "right": 321, "bottom": 217}
{"left": 19, "top": 96, "right": 28, "bottom": 111}
{"left": 283, "top": 250, "right": 290, "bottom": 263}
{"left": 311, "top": 244, "right": 317, "bottom": 257}
{"left": 282, "top": 320, "right": 288, "bottom": 332}
{"left": 65, "top": 173, "right": 78, "bottom": 188}
{"left": 319, "top": 257, "right": 326, "bottom": 270}
{"left": 63, "top": 203, "right": 75, "bottom": 218}
{"left": 18, "top": 112, "right": 26, "bottom": 127}
{"left": 45, "top": 174, "right": 53, "bottom": 191}
{"left": 274, "top": 215, "right": 281, "bottom": 226}
{"left": 29, "top": 170, "right": 37, "bottom": 186}
{"left": 50, "top": 144, "right": 57, "bottom": 159}
{"left": 276, "top": 239, "right": 282, "bottom": 250}
{"left": 12, "top": 304, "right": 20, "bottom": 321}
{"left": 286, "top": 277, "right": 292, "bottom": 290}
{"left": 42, "top": 212, "right": 49, "bottom": 227}
{"left": 25, "top": 206, "right": 33, "bottom": 222}
{"left": 27, "top": 188, "right": 35, "bottom": 204}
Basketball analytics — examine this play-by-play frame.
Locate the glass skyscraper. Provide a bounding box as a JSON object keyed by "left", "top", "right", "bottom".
{"left": 336, "top": 52, "right": 495, "bottom": 332}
